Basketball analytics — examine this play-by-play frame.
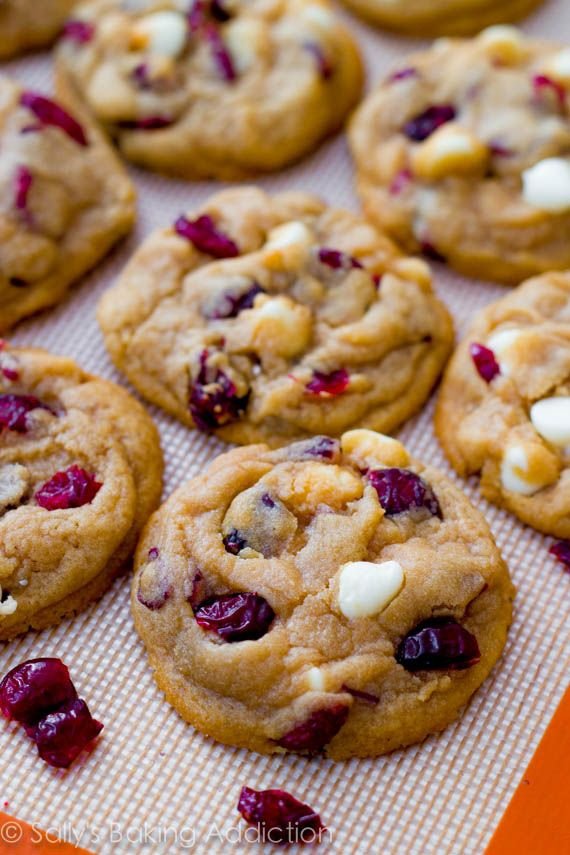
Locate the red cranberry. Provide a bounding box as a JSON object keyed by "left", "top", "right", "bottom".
{"left": 20, "top": 92, "right": 88, "bottom": 147}
{"left": 206, "top": 283, "right": 265, "bottom": 319}
{"left": 0, "top": 659, "right": 77, "bottom": 726}
{"left": 302, "top": 436, "right": 341, "bottom": 460}
{"left": 0, "top": 394, "right": 51, "bottom": 433}
{"left": 175, "top": 214, "right": 239, "bottom": 258}
{"left": 276, "top": 704, "right": 349, "bottom": 753}
{"left": 33, "top": 698, "right": 103, "bottom": 768}
{"left": 396, "top": 617, "right": 480, "bottom": 671}
{"left": 194, "top": 593, "right": 275, "bottom": 642}
{"left": 186, "top": 570, "right": 208, "bottom": 609}
{"left": 368, "top": 468, "right": 442, "bottom": 517}
{"left": 14, "top": 165, "right": 33, "bottom": 213}
{"left": 305, "top": 369, "right": 350, "bottom": 397}
{"left": 549, "top": 541, "right": 570, "bottom": 572}
{"left": 420, "top": 240, "right": 446, "bottom": 262}
{"left": 62, "top": 20, "right": 95, "bottom": 43}
{"left": 238, "top": 787, "right": 325, "bottom": 846}
{"left": 318, "top": 247, "right": 363, "bottom": 271}
{"left": 532, "top": 74, "right": 566, "bottom": 108}
{"left": 470, "top": 342, "right": 500, "bottom": 383}
{"left": 119, "top": 115, "right": 174, "bottom": 130}
{"left": 489, "top": 140, "right": 514, "bottom": 158}
{"left": 341, "top": 685, "right": 379, "bottom": 705}
{"left": 223, "top": 529, "right": 248, "bottom": 555}
{"left": 388, "top": 67, "right": 418, "bottom": 83}
{"left": 303, "top": 42, "right": 334, "bottom": 80}
{"left": 389, "top": 169, "right": 413, "bottom": 195}
{"left": 404, "top": 105, "right": 456, "bottom": 142}
{"left": 36, "top": 465, "right": 102, "bottom": 511}
{"left": 189, "top": 0, "right": 231, "bottom": 29}
{"left": 204, "top": 24, "right": 236, "bottom": 82}
{"left": 189, "top": 350, "right": 249, "bottom": 431}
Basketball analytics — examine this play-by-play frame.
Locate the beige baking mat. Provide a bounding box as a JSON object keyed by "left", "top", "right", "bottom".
{"left": 2, "top": 2, "right": 570, "bottom": 853}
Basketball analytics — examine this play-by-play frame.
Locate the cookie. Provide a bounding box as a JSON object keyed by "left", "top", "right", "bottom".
{"left": 0, "top": 344, "right": 163, "bottom": 640}
{"left": 338, "top": 0, "right": 544, "bottom": 37}
{"left": 98, "top": 187, "right": 454, "bottom": 446}
{"left": 436, "top": 271, "right": 570, "bottom": 538}
{"left": 131, "top": 430, "right": 513, "bottom": 760}
{"left": 0, "top": 77, "right": 135, "bottom": 332}
{"left": 0, "top": 0, "right": 78, "bottom": 58}
{"left": 349, "top": 27, "right": 570, "bottom": 284}
{"left": 54, "top": 0, "right": 363, "bottom": 179}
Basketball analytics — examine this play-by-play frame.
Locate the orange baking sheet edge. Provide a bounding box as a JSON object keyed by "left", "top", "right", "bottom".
{"left": 0, "top": 814, "right": 94, "bottom": 854}
{"left": 485, "top": 684, "right": 570, "bottom": 855}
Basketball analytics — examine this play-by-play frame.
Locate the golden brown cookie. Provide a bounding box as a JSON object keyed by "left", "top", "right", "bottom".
{"left": 349, "top": 27, "right": 570, "bottom": 284}
{"left": 436, "top": 271, "right": 570, "bottom": 538}
{"left": 132, "top": 430, "right": 514, "bottom": 760}
{"left": 0, "top": 0, "right": 78, "bottom": 58}
{"left": 339, "top": 0, "right": 544, "bottom": 37}
{"left": 98, "top": 187, "right": 454, "bottom": 446}
{"left": 55, "top": 0, "right": 363, "bottom": 179}
{"left": 0, "top": 76, "right": 136, "bottom": 332}
{"left": 0, "top": 344, "right": 163, "bottom": 640}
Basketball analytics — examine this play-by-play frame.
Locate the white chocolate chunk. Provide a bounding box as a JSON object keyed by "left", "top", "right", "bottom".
{"left": 225, "top": 19, "right": 266, "bottom": 74}
{"left": 338, "top": 560, "right": 404, "bottom": 620}
{"left": 544, "top": 48, "right": 570, "bottom": 87}
{"left": 306, "top": 667, "right": 327, "bottom": 691}
{"left": 486, "top": 328, "right": 523, "bottom": 376}
{"left": 500, "top": 444, "right": 556, "bottom": 496}
{"left": 248, "top": 296, "right": 312, "bottom": 358}
{"left": 301, "top": 4, "right": 336, "bottom": 30}
{"left": 341, "top": 429, "right": 410, "bottom": 468}
{"left": 132, "top": 11, "right": 188, "bottom": 58}
{"left": 530, "top": 397, "right": 570, "bottom": 448}
{"left": 522, "top": 158, "right": 570, "bottom": 213}
{"left": 263, "top": 221, "right": 314, "bottom": 270}
{"left": 412, "top": 125, "right": 489, "bottom": 180}
{"left": 0, "top": 592, "right": 17, "bottom": 616}
{"left": 479, "top": 25, "right": 526, "bottom": 64}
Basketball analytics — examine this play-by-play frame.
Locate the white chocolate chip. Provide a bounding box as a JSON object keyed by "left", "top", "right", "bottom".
{"left": 544, "top": 48, "right": 570, "bottom": 88}
{"left": 338, "top": 560, "right": 404, "bottom": 620}
{"left": 301, "top": 4, "right": 336, "bottom": 30}
{"left": 412, "top": 125, "right": 489, "bottom": 181}
{"left": 306, "top": 666, "right": 327, "bottom": 691}
{"left": 263, "top": 221, "right": 314, "bottom": 270}
{"left": 530, "top": 397, "right": 570, "bottom": 448}
{"left": 500, "top": 444, "right": 557, "bottom": 496}
{"left": 479, "top": 25, "right": 526, "bottom": 64}
{"left": 486, "top": 328, "right": 523, "bottom": 376}
{"left": 248, "top": 296, "right": 312, "bottom": 359}
{"left": 224, "top": 19, "right": 266, "bottom": 74}
{"left": 0, "top": 592, "right": 17, "bottom": 616}
{"left": 341, "top": 430, "right": 410, "bottom": 468}
{"left": 132, "top": 11, "right": 189, "bottom": 58}
{"left": 522, "top": 158, "right": 570, "bottom": 213}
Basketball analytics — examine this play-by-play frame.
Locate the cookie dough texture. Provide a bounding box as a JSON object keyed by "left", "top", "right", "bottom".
{"left": 349, "top": 28, "right": 570, "bottom": 284}
{"left": 98, "top": 187, "right": 454, "bottom": 445}
{"left": 436, "top": 271, "right": 570, "bottom": 538}
{"left": 0, "top": 76, "right": 135, "bottom": 332}
{"left": 339, "top": 0, "right": 544, "bottom": 36}
{"left": 55, "top": 0, "right": 363, "bottom": 179}
{"left": 0, "top": 0, "right": 77, "bottom": 58}
{"left": 0, "top": 346, "right": 163, "bottom": 640}
{"left": 132, "top": 431, "right": 513, "bottom": 760}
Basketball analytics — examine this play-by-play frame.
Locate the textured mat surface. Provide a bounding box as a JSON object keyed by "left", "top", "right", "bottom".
{"left": 2, "top": 2, "right": 569, "bottom": 852}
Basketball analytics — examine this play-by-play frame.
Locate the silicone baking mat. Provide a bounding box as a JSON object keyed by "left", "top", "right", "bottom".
{"left": 2, "top": 2, "right": 570, "bottom": 852}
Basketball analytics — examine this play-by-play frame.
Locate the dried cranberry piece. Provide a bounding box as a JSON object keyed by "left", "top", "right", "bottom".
{"left": 533, "top": 74, "right": 566, "bottom": 108}
{"left": 368, "top": 468, "right": 441, "bottom": 518}
{"left": 237, "top": 787, "right": 325, "bottom": 846}
{"left": 404, "top": 104, "right": 456, "bottom": 142}
{"left": 304, "top": 41, "right": 334, "bottom": 80}
{"left": 341, "top": 685, "right": 379, "bottom": 705}
{"left": 204, "top": 24, "right": 236, "bottom": 82}
{"left": 304, "top": 436, "right": 340, "bottom": 460}
{"left": 396, "top": 617, "right": 480, "bottom": 671}
{"left": 0, "top": 394, "right": 51, "bottom": 433}
{"left": 305, "top": 369, "right": 350, "bottom": 397}
{"left": 421, "top": 240, "right": 446, "bottom": 262}
{"left": 0, "top": 659, "right": 77, "bottom": 726}
{"left": 20, "top": 92, "right": 88, "bottom": 147}
{"left": 175, "top": 214, "right": 239, "bottom": 258}
{"left": 223, "top": 529, "right": 248, "bottom": 555}
{"left": 470, "top": 342, "right": 500, "bottom": 383}
{"left": 33, "top": 698, "right": 103, "bottom": 768}
{"left": 207, "top": 283, "right": 265, "bottom": 319}
{"left": 195, "top": 593, "right": 275, "bottom": 642}
{"left": 36, "top": 465, "right": 101, "bottom": 511}
{"left": 186, "top": 570, "right": 208, "bottom": 609}
{"left": 277, "top": 704, "right": 349, "bottom": 753}
{"left": 388, "top": 67, "right": 418, "bottom": 83}
{"left": 318, "top": 247, "right": 363, "bottom": 270}
{"left": 14, "top": 166, "right": 33, "bottom": 213}
{"left": 549, "top": 541, "right": 570, "bottom": 572}
{"left": 62, "top": 20, "right": 95, "bottom": 43}
{"left": 489, "top": 140, "right": 514, "bottom": 158}
{"left": 189, "top": 350, "right": 249, "bottom": 431}
{"left": 389, "top": 168, "right": 413, "bottom": 195}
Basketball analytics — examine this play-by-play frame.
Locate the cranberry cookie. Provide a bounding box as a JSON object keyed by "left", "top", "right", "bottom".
{"left": 436, "top": 272, "right": 570, "bottom": 538}
{"left": 0, "top": 344, "right": 163, "bottom": 640}
{"left": 98, "top": 187, "right": 453, "bottom": 445}
{"left": 349, "top": 27, "right": 570, "bottom": 284}
{"left": 55, "top": 0, "right": 363, "bottom": 179}
{"left": 132, "top": 430, "right": 513, "bottom": 760}
{"left": 0, "top": 77, "right": 135, "bottom": 332}
{"left": 339, "top": 0, "right": 544, "bottom": 37}
{"left": 0, "top": 0, "right": 78, "bottom": 58}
